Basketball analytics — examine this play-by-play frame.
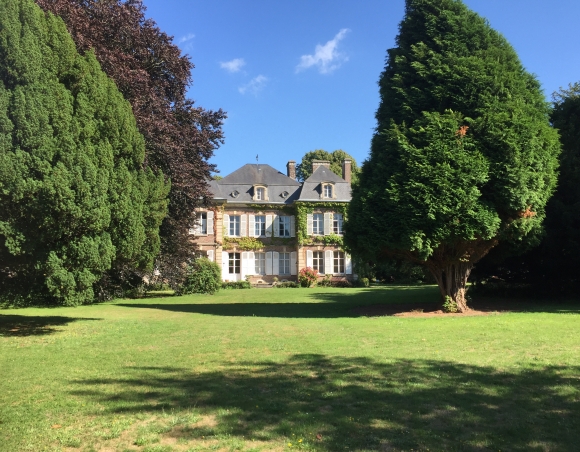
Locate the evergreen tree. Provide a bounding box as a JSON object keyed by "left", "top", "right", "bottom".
{"left": 296, "top": 149, "right": 360, "bottom": 182}
{"left": 0, "top": 0, "right": 169, "bottom": 305}
{"left": 345, "top": 0, "right": 560, "bottom": 312}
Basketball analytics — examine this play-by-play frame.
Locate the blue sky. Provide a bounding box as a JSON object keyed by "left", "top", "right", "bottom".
{"left": 142, "top": 0, "right": 580, "bottom": 177}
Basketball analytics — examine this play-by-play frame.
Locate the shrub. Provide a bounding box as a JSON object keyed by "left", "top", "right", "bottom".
{"left": 178, "top": 258, "right": 221, "bottom": 295}
{"left": 318, "top": 275, "right": 333, "bottom": 287}
{"left": 298, "top": 267, "right": 318, "bottom": 287}
{"left": 332, "top": 280, "right": 353, "bottom": 288}
{"left": 221, "top": 281, "right": 252, "bottom": 290}
{"left": 273, "top": 281, "right": 300, "bottom": 288}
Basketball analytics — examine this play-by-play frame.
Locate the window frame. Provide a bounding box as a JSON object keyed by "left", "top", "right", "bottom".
{"left": 333, "top": 213, "right": 343, "bottom": 235}
{"left": 312, "top": 213, "right": 323, "bottom": 235}
{"left": 229, "top": 215, "right": 241, "bottom": 237}
{"left": 279, "top": 252, "right": 291, "bottom": 275}
{"left": 333, "top": 251, "right": 345, "bottom": 274}
{"left": 255, "top": 215, "right": 266, "bottom": 237}
{"left": 278, "top": 216, "right": 291, "bottom": 237}
{"left": 229, "top": 252, "right": 241, "bottom": 274}
{"left": 255, "top": 252, "right": 266, "bottom": 275}
{"left": 312, "top": 251, "right": 324, "bottom": 274}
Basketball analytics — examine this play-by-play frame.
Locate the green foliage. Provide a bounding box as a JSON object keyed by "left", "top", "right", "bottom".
{"left": 296, "top": 149, "right": 360, "bottom": 183}
{"left": 273, "top": 281, "right": 300, "bottom": 288}
{"left": 0, "top": 0, "right": 169, "bottom": 306}
{"left": 178, "top": 258, "right": 221, "bottom": 295}
{"left": 442, "top": 296, "right": 459, "bottom": 313}
{"left": 223, "top": 236, "right": 264, "bottom": 251}
{"left": 221, "top": 281, "right": 251, "bottom": 290}
{"left": 346, "top": 0, "right": 560, "bottom": 292}
{"left": 298, "top": 267, "right": 318, "bottom": 287}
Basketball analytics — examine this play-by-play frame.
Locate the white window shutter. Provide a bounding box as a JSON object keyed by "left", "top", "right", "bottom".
{"left": 223, "top": 214, "right": 230, "bottom": 237}
{"left": 307, "top": 214, "right": 313, "bottom": 235}
{"left": 273, "top": 215, "right": 280, "bottom": 237}
{"left": 266, "top": 215, "right": 273, "bottom": 237}
{"left": 290, "top": 216, "right": 295, "bottom": 237}
{"left": 248, "top": 252, "right": 255, "bottom": 275}
{"left": 207, "top": 211, "right": 214, "bottom": 235}
{"left": 272, "top": 251, "right": 279, "bottom": 275}
{"left": 325, "top": 250, "right": 333, "bottom": 275}
{"left": 193, "top": 213, "right": 201, "bottom": 235}
{"left": 241, "top": 251, "right": 249, "bottom": 278}
{"left": 290, "top": 252, "right": 297, "bottom": 275}
{"left": 207, "top": 250, "right": 214, "bottom": 262}
{"left": 188, "top": 228, "right": 195, "bottom": 235}
{"left": 306, "top": 250, "right": 313, "bottom": 268}
{"left": 222, "top": 251, "right": 229, "bottom": 278}
{"left": 345, "top": 253, "right": 352, "bottom": 275}
{"left": 324, "top": 213, "right": 332, "bottom": 235}
{"left": 248, "top": 215, "right": 255, "bottom": 237}
{"left": 266, "top": 251, "right": 273, "bottom": 275}
{"left": 240, "top": 215, "right": 247, "bottom": 237}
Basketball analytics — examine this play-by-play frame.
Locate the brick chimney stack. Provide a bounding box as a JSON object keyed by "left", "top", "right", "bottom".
{"left": 342, "top": 159, "right": 352, "bottom": 184}
{"left": 286, "top": 160, "right": 296, "bottom": 179}
{"left": 312, "top": 159, "right": 331, "bottom": 174}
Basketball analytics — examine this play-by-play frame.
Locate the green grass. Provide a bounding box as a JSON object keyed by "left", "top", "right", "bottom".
{"left": 1, "top": 286, "right": 580, "bottom": 451}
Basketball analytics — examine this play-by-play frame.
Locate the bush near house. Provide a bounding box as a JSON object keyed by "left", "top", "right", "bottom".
{"left": 178, "top": 258, "right": 221, "bottom": 295}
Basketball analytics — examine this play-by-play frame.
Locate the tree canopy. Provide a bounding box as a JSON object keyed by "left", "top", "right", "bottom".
{"left": 296, "top": 149, "right": 360, "bottom": 182}
{"left": 0, "top": 0, "right": 169, "bottom": 305}
{"left": 35, "top": 0, "right": 226, "bottom": 285}
{"left": 345, "top": 0, "right": 560, "bottom": 312}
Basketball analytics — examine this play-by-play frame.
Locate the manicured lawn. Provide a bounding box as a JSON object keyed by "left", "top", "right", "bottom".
{"left": 1, "top": 286, "right": 580, "bottom": 451}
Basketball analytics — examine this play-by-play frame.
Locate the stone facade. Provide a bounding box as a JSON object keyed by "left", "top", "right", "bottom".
{"left": 189, "top": 160, "right": 354, "bottom": 283}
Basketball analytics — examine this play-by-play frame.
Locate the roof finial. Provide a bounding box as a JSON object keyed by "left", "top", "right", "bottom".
{"left": 256, "top": 154, "right": 259, "bottom": 171}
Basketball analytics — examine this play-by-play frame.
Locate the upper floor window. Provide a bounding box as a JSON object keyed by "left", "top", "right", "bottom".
{"left": 333, "top": 213, "right": 343, "bottom": 235}
{"left": 253, "top": 185, "right": 268, "bottom": 201}
{"left": 313, "top": 213, "right": 323, "bottom": 235}
{"left": 199, "top": 212, "right": 207, "bottom": 234}
{"left": 324, "top": 184, "right": 333, "bottom": 198}
{"left": 279, "top": 216, "right": 291, "bottom": 237}
{"left": 255, "top": 215, "right": 266, "bottom": 237}
{"left": 229, "top": 215, "right": 241, "bottom": 236}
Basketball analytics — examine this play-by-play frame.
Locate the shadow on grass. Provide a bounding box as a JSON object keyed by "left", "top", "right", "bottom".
{"left": 0, "top": 315, "right": 101, "bottom": 337}
{"left": 70, "top": 354, "right": 580, "bottom": 451}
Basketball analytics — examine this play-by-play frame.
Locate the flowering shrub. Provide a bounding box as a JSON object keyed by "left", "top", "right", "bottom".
{"left": 298, "top": 267, "right": 318, "bottom": 287}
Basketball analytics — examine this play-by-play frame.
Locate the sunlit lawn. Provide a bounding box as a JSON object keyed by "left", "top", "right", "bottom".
{"left": 1, "top": 286, "right": 580, "bottom": 451}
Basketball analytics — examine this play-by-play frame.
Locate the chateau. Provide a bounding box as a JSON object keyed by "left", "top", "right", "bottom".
{"left": 190, "top": 159, "right": 354, "bottom": 283}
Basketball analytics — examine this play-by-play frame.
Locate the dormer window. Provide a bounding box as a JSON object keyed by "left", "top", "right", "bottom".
{"left": 253, "top": 185, "right": 268, "bottom": 201}
{"left": 321, "top": 183, "right": 335, "bottom": 199}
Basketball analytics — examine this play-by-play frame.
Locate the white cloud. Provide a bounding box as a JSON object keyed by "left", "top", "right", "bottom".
{"left": 178, "top": 33, "right": 195, "bottom": 44}
{"left": 220, "top": 58, "right": 246, "bottom": 73}
{"left": 238, "top": 75, "right": 268, "bottom": 95}
{"left": 296, "top": 28, "right": 351, "bottom": 74}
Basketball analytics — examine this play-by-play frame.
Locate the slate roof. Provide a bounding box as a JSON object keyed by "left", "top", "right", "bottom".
{"left": 298, "top": 166, "right": 352, "bottom": 202}
{"left": 210, "top": 163, "right": 351, "bottom": 204}
{"left": 211, "top": 164, "right": 301, "bottom": 204}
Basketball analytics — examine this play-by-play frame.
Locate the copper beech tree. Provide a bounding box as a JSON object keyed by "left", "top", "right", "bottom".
{"left": 36, "top": 0, "right": 226, "bottom": 286}
{"left": 345, "top": 0, "right": 560, "bottom": 312}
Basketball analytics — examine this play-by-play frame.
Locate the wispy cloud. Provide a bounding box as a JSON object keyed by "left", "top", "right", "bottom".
{"left": 178, "top": 33, "right": 195, "bottom": 44}
{"left": 238, "top": 75, "right": 268, "bottom": 95}
{"left": 220, "top": 58, "right": 246, "bottom": 73}
{"left": 296, "top": 28, "right": 351, "bottom": 74}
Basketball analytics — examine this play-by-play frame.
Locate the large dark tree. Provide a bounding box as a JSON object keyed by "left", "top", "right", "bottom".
{"left": 345, "top": 0, "right": 560, "bottom": 312}
{"left": 296, "top": 149, "right": 360, "bottom": 183}
{"left": 35, "top": 0, "right": 226, "bottom": 285}
{"left": 0, "top": 0, "right": 169, "bottom": 305}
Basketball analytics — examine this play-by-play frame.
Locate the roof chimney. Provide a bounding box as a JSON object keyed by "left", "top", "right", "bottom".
{"left": 342, "top": 159, "right": 352, "bottom": 184}
{"left": 312, "top": 159, "right": 331, "bottom": 174}
{"left": 286, "top": 160, "right": 296, "bottom": 179}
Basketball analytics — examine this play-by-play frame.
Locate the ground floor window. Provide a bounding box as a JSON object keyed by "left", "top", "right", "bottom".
{"left": 279, "top": 252, "right": 290, "bottom": 275}
{"left": 313, "top": 251, "right": 324, "bottom": 274}
{"left": 255, "top": 252, "right": 266, "bottom": 275}
{"left": 229, "top": 252, "right": 241, "bottom": 274}
{"left": 333, "top": 251, "right": 344, "bottom": 274}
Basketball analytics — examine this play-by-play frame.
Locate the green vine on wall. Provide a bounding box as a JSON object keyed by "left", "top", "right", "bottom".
{"left": 295, "top": 202, "right": 348, "bottom": 246}
{"left": 223, "top": 236, "right": 265, "bottom": 251}
{"left": 246, "top": 204, "right": 294, "bottom": 214}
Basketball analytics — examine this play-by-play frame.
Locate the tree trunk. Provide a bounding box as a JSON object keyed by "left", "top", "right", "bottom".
{"left": 429, "top": 262, "right": 473, "bottom": 313}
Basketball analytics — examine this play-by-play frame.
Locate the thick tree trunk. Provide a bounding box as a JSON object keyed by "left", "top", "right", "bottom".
{"left": 429, "top": 262, "right": 473, "bottom": 313}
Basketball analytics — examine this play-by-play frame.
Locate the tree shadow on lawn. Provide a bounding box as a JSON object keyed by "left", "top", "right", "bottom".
{"left": 117, "top": 286, "right": 580, "bottom": 319}
{"left": 0, "top": 315, "right": 101, "bottom": 337}
{"left": 69, "top": 354, "right": 580, "bottom": 451}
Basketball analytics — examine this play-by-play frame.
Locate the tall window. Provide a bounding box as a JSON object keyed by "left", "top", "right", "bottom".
{"left": 333, "top": 213, "right": 343, "bottom": 234}
{"left": 333, "top": 251, "right": 345, "bottom": 274}
{"left": 323, "top": 184, "right": 333, "bottom": 199}
{"left": 199, "top": 212, "right": 207, "bottom": 234}
{"left": 255, "top": 215, "right": 266, "bottom": 237}
{"left": 255, "top": 252, "right": 266, "bottom": 275}
{"left": 229, "top": 215, "right": 240, "bottom": 236}
{"left": 229, "top": 252, "right": 241, "bottom": 274}
{"left": 256, "top": 187, "right": 265, "bottom": 200}
{"left": 279, "top": 252, "right": 290, "bottom": 275}
{"left": 313, "top": 213, "right": 323, "bottom": 235}
{"left": 279, "top": 216, "right": 291, "bottom": 237}
{"left": 313, "top": 251, "right": 324, "bottom": 274}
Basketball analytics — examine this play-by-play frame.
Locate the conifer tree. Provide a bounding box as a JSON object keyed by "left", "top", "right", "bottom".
{"left": 345, "top": 0, "right": 560, "bottom": 312}
{"left": 0, "top": 0, "right": 169, "bottom": 305}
